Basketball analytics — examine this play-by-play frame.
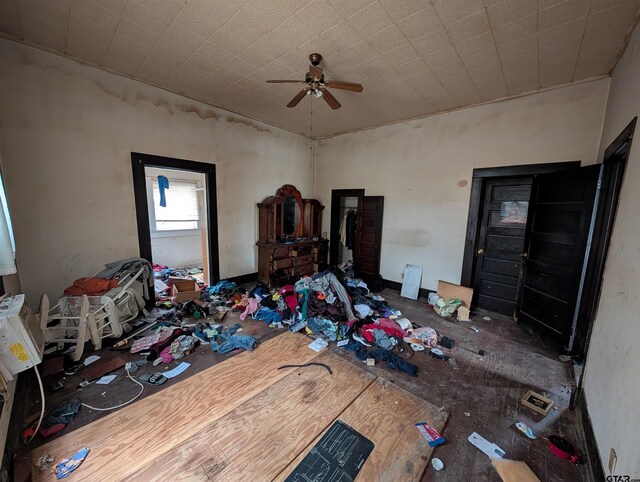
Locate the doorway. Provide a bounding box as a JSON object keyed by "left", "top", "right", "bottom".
{"left": 131, "top": 153, "right": 220, "bottom": 295}
{"left": 329, "top": 189, "right": 385, "bottom": 288}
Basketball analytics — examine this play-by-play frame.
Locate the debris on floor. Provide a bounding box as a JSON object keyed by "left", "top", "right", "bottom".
{"left": 468, "top": 432, "right": 506, "bottom": 459}
{"left": 416, "top": 422, "right": 446, "bottom": 447}
{"left": 521, "top": 390, "right": 554, "bottom": 416}
{"left": 516, "top": 421, "right": 537, "bottom": 439}
{"left": 54, "top": 447, "right": 90, "bottom": 479}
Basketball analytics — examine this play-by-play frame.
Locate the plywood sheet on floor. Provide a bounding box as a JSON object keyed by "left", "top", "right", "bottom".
{"left": 31, "top": 332, "right": 319, "bottom": 482}
{"left": 127, "top": 352, "right": 376, "bottom": 481}
{"left": 274, "top": 377, "right": 447, "bottom": 482}
{"left": 32, "top": 332, "right": 448, "bottom": 481}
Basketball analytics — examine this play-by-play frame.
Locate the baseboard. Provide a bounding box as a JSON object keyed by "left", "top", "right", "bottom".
{"left": 227, "top": 272, "right": 258, "bottom": 285}
{"left": 578, "top": 390, "right": 605, "bottom": 482}
{"left": 382, "top": 278, "right": 434, "bottom": 300}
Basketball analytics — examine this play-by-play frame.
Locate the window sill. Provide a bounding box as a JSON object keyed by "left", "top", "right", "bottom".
{"left": 150, "top": 229, "right": 201, "bottom": 239}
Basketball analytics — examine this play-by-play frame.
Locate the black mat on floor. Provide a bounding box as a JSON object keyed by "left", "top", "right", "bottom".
{"left": 285, "top": 420, "right": 374, "bottom": 482}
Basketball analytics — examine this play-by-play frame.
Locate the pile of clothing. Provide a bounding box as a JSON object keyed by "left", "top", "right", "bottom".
{"left": 227, "top": 269, "right": 425, "bottom": 376}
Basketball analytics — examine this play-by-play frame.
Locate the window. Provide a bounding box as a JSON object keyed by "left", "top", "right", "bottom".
{"left": 150, "top": 178, "right": 200, "bottom": 232}
{"left": 0, "top": 171, "right": 16, "bottom": 275}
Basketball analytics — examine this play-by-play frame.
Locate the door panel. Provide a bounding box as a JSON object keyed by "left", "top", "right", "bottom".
{"left": 472, "top": 178, "right": 532, "bottom": 316}
{"left": 354, "top": 196, "right": 384, "bottom": 285}
{"left": 517, "top": 165, "right": 601, "bottom": 348}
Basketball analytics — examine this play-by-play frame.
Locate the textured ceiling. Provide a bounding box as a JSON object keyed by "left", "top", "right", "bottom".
{"left": 1, "top": 0, "right": 638, "bottom": 138}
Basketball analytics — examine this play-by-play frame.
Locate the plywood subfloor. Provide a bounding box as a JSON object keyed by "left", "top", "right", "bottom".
{"left": 32, "top": 332, "right": 447, "bottom": 481}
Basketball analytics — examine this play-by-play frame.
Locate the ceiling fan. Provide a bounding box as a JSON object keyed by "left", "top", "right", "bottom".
{"left": 266, "top": 53, "right": 363, "bottom": 110}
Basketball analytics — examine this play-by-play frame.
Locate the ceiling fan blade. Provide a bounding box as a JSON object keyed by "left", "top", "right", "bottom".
{"left": 322, "top": 89, "right": 341, "bottom": 110}
{"left": 324, "top": 80, "right": 363, "bottom": 93}
{"left": 287, "top": 89, "right": 308, "bottom": 108}
{"left": 266, "top": 79, "right": 303, "bottom": 84}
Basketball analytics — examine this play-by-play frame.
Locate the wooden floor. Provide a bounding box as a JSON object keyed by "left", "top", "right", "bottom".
{"left": 32, "top": 332, "right": 447, "bottom": 481}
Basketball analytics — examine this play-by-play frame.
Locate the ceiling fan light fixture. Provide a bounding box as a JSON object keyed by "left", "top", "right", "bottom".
{"left": 313, "top": 89, "right": 323, "bottom": 98}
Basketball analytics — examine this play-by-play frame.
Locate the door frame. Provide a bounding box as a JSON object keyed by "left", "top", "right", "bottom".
{"left": 572, "top": 117, "right": 636, "bottom": 357}
{"left": 461, "top": 161, "right": 581, "bottom": 291}
{"left": 131, "top": 152, "right": 220, "bottom": 292}
{"left": 329, "top": 188, "right": 365, "bottom": 266}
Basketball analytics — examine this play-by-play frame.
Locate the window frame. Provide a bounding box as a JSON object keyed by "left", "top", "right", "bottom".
{"left": 146, "top": 175, "right": 202, "bottom": 238}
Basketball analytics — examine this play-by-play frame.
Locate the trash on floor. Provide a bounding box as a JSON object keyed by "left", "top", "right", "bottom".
{"left": 54, "top": 447, "right": 90, "bottom": 479}
{"left": 457, "top": 306, "right": 471, "bottom": 321}
{"left": 308, "top": 338, "right": 328, "bottom": 352}
{"left": 521, "top": 390, "right": 554, "bottom": 416}
{"left": 515, "top": 421, "right": 536, "bottom": 439}
{"left": 416, "top": 422, "right": 446, "bottom": 447}
{"left": 548, "top": 435, "right": 581, "bottom": 464}
{"left": 163, "top": 362, "right": 191, "bottom": 379}
{"left": 468, "top": 432, "right": 505, "bottom": 459}
{"left": 431, "top": 458, "right": 444, "bottom": 471}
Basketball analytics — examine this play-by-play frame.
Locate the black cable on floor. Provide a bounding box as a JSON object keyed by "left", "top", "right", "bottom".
{"left": 277, "top": 362, "right": 333, "bottom": 375}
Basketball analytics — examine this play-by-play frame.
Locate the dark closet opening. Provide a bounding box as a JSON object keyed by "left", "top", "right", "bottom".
{"left": 329, "top": 189, "right": 364, "bottom": 266}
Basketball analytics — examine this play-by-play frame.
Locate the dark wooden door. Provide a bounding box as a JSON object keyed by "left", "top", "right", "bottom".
{"left": 354, "top": 196, "right": 384, "bottom": 285}
{"left": 473, "top": 177, "right": 533, "bottom": 316}
{"left": 517, "top": 165, "right": 601, "bottom": 348}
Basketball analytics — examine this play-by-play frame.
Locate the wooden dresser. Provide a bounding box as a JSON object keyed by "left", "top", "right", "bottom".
{"left": 256, "top": 184, "right": 328, "bottom": 287}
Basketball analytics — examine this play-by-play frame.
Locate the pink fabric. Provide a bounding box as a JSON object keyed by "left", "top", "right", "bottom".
{"left": 240, "top": 298, "right": 259, "bottom": 321}
{"left": 159, "top": 346, "right": 174, "bottom": 364}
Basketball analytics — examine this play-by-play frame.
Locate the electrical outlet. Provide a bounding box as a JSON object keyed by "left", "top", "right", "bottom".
{"left": 608, "top": 448, "right": 617, "bottom": 473}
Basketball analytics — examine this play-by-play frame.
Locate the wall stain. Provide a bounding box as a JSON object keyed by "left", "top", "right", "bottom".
{"left": 225, "top": 115, "right": 271, "bottom": 133}
{"left": 95, "top": 84, "right": 221, "bottom": 121}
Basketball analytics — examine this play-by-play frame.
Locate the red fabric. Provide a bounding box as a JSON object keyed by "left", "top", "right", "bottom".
{"left": 63, "top": 277, "right": 118, "bottom": 296}
{"left": 279, "top": 285, "right": 298, "bottom": 312}
{"left": 361, "top": 318, "right": 408, "bottom": 342}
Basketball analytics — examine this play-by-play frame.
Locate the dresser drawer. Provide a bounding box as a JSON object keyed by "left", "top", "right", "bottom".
{"left": 272, "top": 246, "right": 290, "bottom": 259}
{"left": 273, "top": 258, "right": 292, "bottom": 270}
{"left": 293, "top": 255, "right": 312, "bottom": 267}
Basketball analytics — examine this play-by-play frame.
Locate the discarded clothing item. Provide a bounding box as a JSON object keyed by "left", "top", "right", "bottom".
{"left": 139, "top": 373, "right": 168, "bottom": 385}
{"left": 354, "top": 303, "right": 373, "bottom": 318}
{"left": 208, "top": 280, "right": 237, "bottom": 295}
{"left": 248, "top": 285, "right": 270, "bottom": 300}
{"left": 240, "top": 297, "right": 260, "bottom": 321}
{"left": 253, "top": 307, "right": 283, "bottom": 325}
{"left": 280, "top": 285, "right": 299, "bottom": 312}
{"left": 95, "top": 257, "right": 153, "bottom": 299}
{"left": 361, "top": 318, "right": 408, "bottom": 342}
{"left": 169, "top": 334, "right": 196, "bottom": 360}
{"left": 43, "top": 399, "right": 82, "bottom": 428}
{"left": 289, "top": 318, "right": 308, "bottom": 333}
{"left": 63, "top": 277, "right": 119, "bottom": 296}
{"left": 372, "top": 328, "right": 395, "bottom": 350}
{"left": 157, "top": 175, "right": 169, "bottom": 207}
{"left": 54, "top": 447, "right": 90, "bottom": 479}
{"left": 308, "top": 317, "right": 337, "bottom": 341}
{"left": 210, "top": 324, "right": 257, "bottom": 354}
{"left": 412, "top": 327, "right": 438, "bottom": 348}
{"left": 342, "top": 343, "right": 418, "bottom": 376}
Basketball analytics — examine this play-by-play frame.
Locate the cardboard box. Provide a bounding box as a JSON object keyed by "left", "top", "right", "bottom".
{"left": 170, "top": 278, "right": 200, "bottom": 303}
{"left": 437, "top": 280, "right": 474, "bottom": 308}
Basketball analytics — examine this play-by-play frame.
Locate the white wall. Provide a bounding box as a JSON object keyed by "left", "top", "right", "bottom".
{"left": 0, "top": 40, "right": 311, "bottom": 302}
{"left": 584, "top": 24, "right": 640, "bottom": 478}
{"left": 315, "top": 79, "right": 610, "bottom": 290}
